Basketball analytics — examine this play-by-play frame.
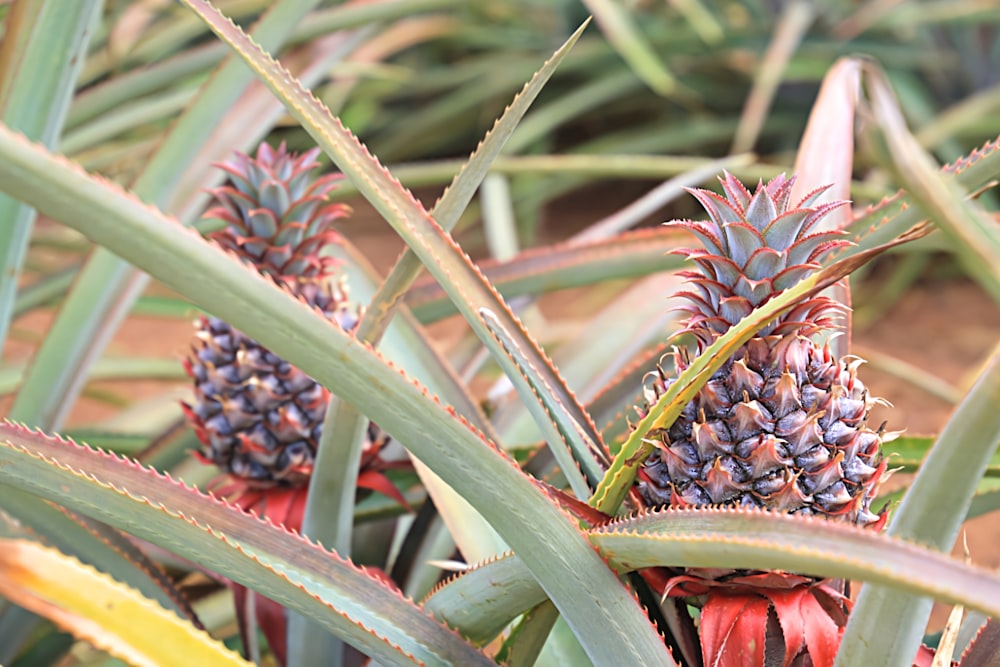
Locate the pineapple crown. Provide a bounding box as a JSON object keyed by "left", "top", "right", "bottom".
{"left": 671, "top": 172, "right": 851, "bottom": 342}
{"left": 206, "top": 142, "right": 349, "bottom": 281}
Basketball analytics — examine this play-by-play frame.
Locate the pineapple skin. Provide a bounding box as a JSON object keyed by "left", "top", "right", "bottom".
{"left": 637, "top": 173, "right": 890, "bottom": 527}
{"left": 638, "top": 335, "right": 888, "bottom": 526}
{"left": 184, "top": 281, "right": 360, "bottom": 487}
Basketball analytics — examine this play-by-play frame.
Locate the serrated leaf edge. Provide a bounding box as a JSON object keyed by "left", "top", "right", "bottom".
{"left": 0, "top": 420, "right": 490, "bottom": 665}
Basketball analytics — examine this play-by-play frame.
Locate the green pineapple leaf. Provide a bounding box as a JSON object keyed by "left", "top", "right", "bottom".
{"left": 0, "top": 0, "right": 100, "bottom": 346}
{"left": 423, "top": 502, "right": 1000, "bottom": 648}
{"left": 0, "top": 422, "right": 493, "bottom": 667}
{"left": 845, "top": 133, "right": 1000, "bottom": 257}
{"left": 591, "top": 508, "right": 1000, "bottom": 620}
{"left": 288, "top": 389, "right": 364, "bottom": 665}
{"left": 881, "top": 435, "right": 1000, "bottom": 476}
{"left": 358, "top": 17, "right": 592, "bottom": 344}
{"left": 423, "top": 553, "right": 544, "bottom": 646}
{"left": 329, "top": 240, "right": 507, "bottom": 565}
{"left": 967, "top": 481, "right": 1000, "bottom": 520}
{"left": 331, "top": 238, "right": 502, "bottom": 441}
{"left": 493, "top": 600, "right": 560, "bottom": 666}
{"left": 479, "top": 307, "right": 599, "bottom": 497}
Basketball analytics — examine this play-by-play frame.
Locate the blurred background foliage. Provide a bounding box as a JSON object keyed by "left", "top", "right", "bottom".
{"left": 53, "top": 0, "right": 1000, "bottom": 221}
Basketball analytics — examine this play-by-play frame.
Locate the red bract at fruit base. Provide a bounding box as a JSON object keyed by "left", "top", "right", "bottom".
{"left": 182, "top": 143, "right": 410, "bottom": 664}
{"left": 633, "top": 173, "right": 894, "bottom": 667}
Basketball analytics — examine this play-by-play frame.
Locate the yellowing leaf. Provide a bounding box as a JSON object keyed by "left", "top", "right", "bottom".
{"left": 0, "top": 539, "right": 250, "bottom": 667}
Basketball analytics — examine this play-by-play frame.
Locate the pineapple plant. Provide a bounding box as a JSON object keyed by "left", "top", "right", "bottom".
{"left": 182, "top": 142, "right": 362, "bottom": 489}
{"left": 181, "top": 143, "right": 407, "bottom": 663}
{"left": 636, "top": 173, "right": 893, "bottom": 666}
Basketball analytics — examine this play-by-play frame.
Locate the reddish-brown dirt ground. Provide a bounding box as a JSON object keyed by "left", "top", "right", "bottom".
{"left": 5, "top": 187, "right": 1000, "bottom": 633}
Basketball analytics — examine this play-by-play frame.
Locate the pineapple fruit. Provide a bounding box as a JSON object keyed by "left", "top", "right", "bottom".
{"left": 635, "top": 173, "right": 892, "bottom": 667}
{"left": 182, "top": 143, "right": 364, "bottom": 488}
{"left": 182, "top": 143, "right": 411, "bottom": 666}
{"left": 638, "top": 173, "right": 889, "bottom": 522}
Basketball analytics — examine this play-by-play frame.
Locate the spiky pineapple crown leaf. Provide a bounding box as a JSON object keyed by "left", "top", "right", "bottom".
{"left": 673, "top": 172, "right": 851, "bottom": 342}
{"left": 207, "top": 142, "right": 349, "bottom": 281}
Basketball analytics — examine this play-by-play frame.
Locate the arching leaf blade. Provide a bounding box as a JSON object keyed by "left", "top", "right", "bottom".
{"left": 862, "top": 64, "right": 1000, "bottom": 304}
{"left": 423, "top": 553, "right": 545, "bottom": 645}
{"left": 845, "top": 134, "right": 1000, "bottom": 257}
{"left": 590, "top": 509, "right": 1000, "bottom": 621}
{"left": 0, "top": 539, "right": 251, "bottom": 667}
{"left": 0, "top": 0, "right": 100, "bottom": 346}
{"left": 0, "top": 488, "right": 193, "bottom": 620}
{"left": 358, "top": 19, "right": 592, "bottom": 344}
{"left": 0, "top": 423, "right": 492, "bottom": 667}
{"left": 424, "top": 504, "right": 1000, "bottom": 650}
{"left": 327, "top": 240, "right": 507, "bottom": 563}
{"left": 479, "top": 308, "right": 598, "bottom": 497}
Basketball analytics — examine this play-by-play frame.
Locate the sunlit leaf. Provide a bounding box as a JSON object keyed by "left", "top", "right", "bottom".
{"left": 0, "top": 539, "right": 251, "bottom": 667}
